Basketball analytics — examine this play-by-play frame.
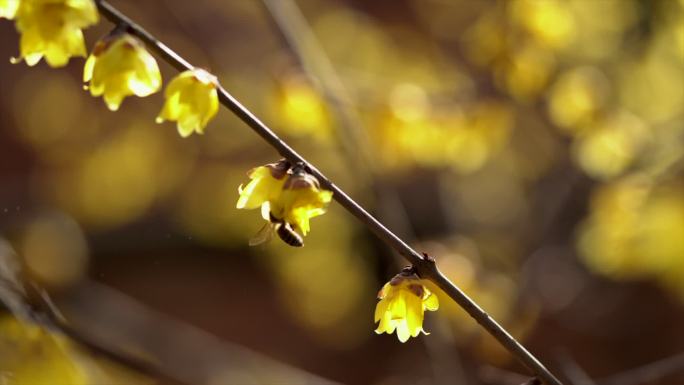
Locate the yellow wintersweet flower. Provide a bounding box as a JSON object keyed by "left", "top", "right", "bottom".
{"left": 156, "top": 68, "right": 219, "bottom": 137}
{"left": 236, "top": 161, "right": 332, "bottom": 237}
{"left": 271, "top": 168, "right": 333, "bottom": 236}
{"left": 375, "top": 270, "right": 439, "bottom": 342}
{"left": 83, "top": 33, "right": 161, "bottom": 111}
{"left": 236, "top": 160, "right": 291, "bottom": 211}
{"left": 9, "top": 0, "right": 98, "bottom": 67}
{"left": 0, "top": 0, "right": 19, "bottom": 19}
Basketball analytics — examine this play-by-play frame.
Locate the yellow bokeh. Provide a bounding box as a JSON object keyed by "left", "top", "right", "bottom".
{"left": 273, "top": 74, "right": 331, "bottom": 140}
{"left": 40, "top": 123, "right": 195, "bottom": 229}
{"left": 374, "top": 100, "right": 512, "bottom": 173}
{"left": 579, "top": 176, "right": 684, "bottom": 288}
{"left": 496, "top": 42, "right": 555, "bottom": 102}
{"left": 20, "top": 213, "right": 88, "bottom": 289}
{"left": 266, "top": 208, "right": 374, "bottom": 348}
{"left": 618, "top": 52, "right": 684, "bottom": 125}
{"left": 547, "top": 67, "right": 608, "bottom": 132}
{"left": 573, "top": 111, "right": 650, "bottom": 180}
{"left": 509, "top": 0, "right": 575, "bottom": 49}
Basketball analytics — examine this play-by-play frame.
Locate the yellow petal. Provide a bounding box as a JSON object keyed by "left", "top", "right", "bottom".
{"left": 83, "top": 52, "right": 95, "bottom": 82}
{"left": 405, "top": 291, "right": 424, "bottom": 337}
{"left": 377, "top": 282, "right": 391, "bottom": 299}
{"left": 260, "top": 202, "right": 271, "bottom": 221}
{"left": 395, "top": 320, "right": 410, "bottom": 343}
{"left": 44, "top": 28, "right": 86, "bottom": 67}
{"left": 236, "top": 167, "right": 285, "bottom": 210}
{"left": 12, "top": 0, "right": 97, "bottom": 66}
{"left": 389, "top": 292, "right": 407, "bottom": 320}
{"left": 0, "top": 0, "right": 19, "bottom": 19}
{"left": 84, "top": 34, "right": 161, "bottom": 108}
{"left": 374, "top": 298, "right": 389, "bottom": 323}
{"left": 423, "top": 292, "right": 439, "bottom": 311}
{"left": 203, "top": 88, "right": 219, "bottom": 126}
{"left": 374, "top": 315, "right": 389, "bottom": 334}
{"left": 103, "top": 91, "right": 125, "bottom": 111}
{"left": 158, "top": 70, "right": 219, "bottom": 137}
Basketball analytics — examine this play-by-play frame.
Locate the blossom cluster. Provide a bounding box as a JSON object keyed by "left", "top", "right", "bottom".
{"left": 1, "top": 0, "right": 440, "bottom": 343}
{"left": 2, "top": 0, "right": 218, "bottom": 137}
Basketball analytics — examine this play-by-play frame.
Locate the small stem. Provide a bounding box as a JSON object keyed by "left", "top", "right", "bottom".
{"left": 93, "top": 1, "right": 563, "bottom": 384}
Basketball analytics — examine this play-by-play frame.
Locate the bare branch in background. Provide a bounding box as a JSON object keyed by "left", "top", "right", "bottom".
{"left": 0, "top": 240, "right": 188, "bottom": 385}
{"left": 57, "top": 280, "right": 340, "bottom": 385}
{"left": 555, "top": 350, "right": 596, "bottom": 385}
{"left": 521, "top": 378, "right": 542, "bottom": 385}
{"left": 479, "top": 365, "right": 532, "bottom": 385}
{"left": 597, "top": 352, "right": 684, "bottom": 385}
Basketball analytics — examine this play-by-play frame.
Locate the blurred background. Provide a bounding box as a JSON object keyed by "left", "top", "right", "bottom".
{"left": 1, "top": 0, "right": 683, "bottom": 384}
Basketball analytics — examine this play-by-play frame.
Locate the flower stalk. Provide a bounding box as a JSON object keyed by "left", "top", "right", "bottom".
{"left": 91, "top": 1, "right": 562, "bottom": 384}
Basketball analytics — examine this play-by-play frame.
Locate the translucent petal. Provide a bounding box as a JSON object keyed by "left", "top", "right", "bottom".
{"left": 203, "top": 88, "right": 219, "bottom": 126}
{"left": 405, "top": 292, "right": 424, "bottom": 337}
{"left": 81, "top": 60, "right": 97, "bottom": 89}
{"left": 24, "top": 53, "right": 43, "bottom": 66}
{"left": 374, "top": 298, "right": 389, "bottom": 323}
{"left": 103, "top": 92, "right": 124, "bottom": 111}
{"left": 236, "top": 178, "right": 264, "bottom": 209}
{"left": 374, "top": 315, "right": 389, "bottom": 334}
{"left": 177, "top": 120, "right": 196, "bottom": 138}
{"left": 44, "top": 28, "right": 85, "bottom": 67}
{"left": 0, "top": 0, "right": 19, "bottom": 19}
{"left": 260, "top": 202, "right": 271, "bottom": 221}
{"left": 389, "top": 292, "right": 407, "bottom": 320}
{"left": 396, "top": 320, "right": 410, "bottom": 343}
{"left": 377, "top": 282, "right": 391, "bottom": 299}
{"left": 423, "top": 292, "right": 439, "bottom": 311}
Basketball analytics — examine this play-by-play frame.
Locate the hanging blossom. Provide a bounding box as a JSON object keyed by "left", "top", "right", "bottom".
{"left": 83, "top": 32, "right": 161, "bottom": 111}
{"left": 375, "top": 268, "right": 439, "bottom": 342}
{"left": 156, "top": 68, "right": 219, "bottom": 138}
{"left": 7, "top": 0, "right": 98, "bottom": 67}
{"left": 237, "top": 160, "right": 333, "bottom": 237}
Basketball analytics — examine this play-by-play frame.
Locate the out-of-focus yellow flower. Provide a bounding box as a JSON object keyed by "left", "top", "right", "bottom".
{"left": 374, "top": 270, "right": 439, "bottom": 343}
{"left": 9, "top": 0, "right": 98, "bottom": 67}
{"left": 580, "top": 177, "right": 684, "bottom": 284}
{"left": 496, "top": 43, "right": 555, "bottom": 101}
{"left": 0, "top": 0, "right": 18, "bottom": 19}
{"left": 236, "top": 161, "right": 332, "bottom": 236}
{"left": 509, "top": 0, "right": 575, "bottom": 49}
{"left": 83, "top": 33, "right": 161, "bottom": 111}
{"left": 156, "top": 68, "right": 219, "bottom": 137}
{"left": 275, "top": 74, "right": 331, "bottom": 140}
{"left": 573, "top": 111, "right": 649, "bottom": 180}
{"left": 548, "top": 67, "right": 608, "bottom": 132}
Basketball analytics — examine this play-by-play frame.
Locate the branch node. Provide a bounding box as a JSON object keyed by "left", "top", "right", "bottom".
{"left": 422, "top": 252, "right": 436, "bottom": 263}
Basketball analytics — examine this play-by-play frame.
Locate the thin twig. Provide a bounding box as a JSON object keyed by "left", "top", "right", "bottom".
{"left": 555, "top": 349, "right": 596, "bottom": 385}
{"left": 94, "top": 1, "right": 563, "bottom": 384}
{"left": 597, "top": 352, "right": 684, "bottom": 385}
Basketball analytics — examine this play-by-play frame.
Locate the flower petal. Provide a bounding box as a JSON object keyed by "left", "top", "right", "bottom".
{"left": 423, "top": 292, "right": 439, "bottom": 311}
{"left": 374, "top": 298, "right": 389, "bottom": 323}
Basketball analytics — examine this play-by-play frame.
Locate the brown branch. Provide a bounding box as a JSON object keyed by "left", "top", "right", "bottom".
{"left": 93, "top": 1, "right": 563, "bottom": 384}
